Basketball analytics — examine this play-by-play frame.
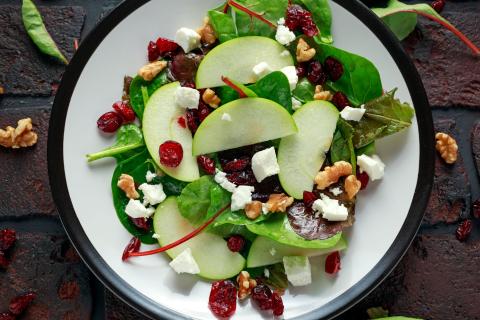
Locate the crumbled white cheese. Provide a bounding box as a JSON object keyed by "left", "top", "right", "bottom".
{"left": 152, "top": 233, "right": 161, "bottom": 239}
{"left": 269, "top": 247, "right": 277, "bottom": 256}
{"left": 280, "top": 66, "right": 299, "bottom": 91}
{"left": 125, "top": 199, "right": 155, "bottom": 218}
{"left": 340, "top": 106, "right": 366, "bottom": 122}
{"left": 357, "top": 154, "right": 385, "bottom": 181}
{"left": 174, "top": 27, "right": 201, "bottom": 53}
{"left": 283, "top": 256, "right": 312, "bottom": 286}
{"left": 277, "top": 17, "right": 285, "bottom": 25}
{"left": 231, "top": 185, "right": 254, "bottom": 211}
{"left": 169, "top": 248, "right": 200, "bottom": 274}
{"left": 280, "top": 50, "right": 290, "bottom": 57}
{"left": 214, "top": 169, "right": 237, "bottom": 193}
{"left": 175, "top": 86, "right": 200, "bottom": 109}
{"left": 275, "top": 25, "right": 296, "bottom": 45}
{"left": 252, "top": 61, "right": 272, "bottom": 79}
{"left": 251, "top": 147, "right": 280, "bottom": 183}
{"left": 262, "top": 203, "right": 270, "bottom": 215}
{"left": 221, "top": 113, "right": 232, "bottom": 122}
{"left": 312, "top": 194, "right": 348, "bottom": 221}
{"left": 138, "top": 183, "right": 166, "bottom": 206}
{"left": 330, "top": 187, "right": 343, "bottom": 196}
{"left": 264, "top": 268, "right": 270, "bottom": 278}
{"left": 292, "top": 97, "right": 302, "bottom": 110}
{"left": 145, "top": 170, "right": 157, "bottom": 183}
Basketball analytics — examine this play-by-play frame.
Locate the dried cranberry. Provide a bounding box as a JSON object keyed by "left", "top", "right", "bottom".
{"left": 156, "top": 37, "right": 179, "bottom": 56}
{"left": 159, "top": 140, "right": 183, "bottom": 168}
{"left": 356, "top": 170, "right": 369, "bottom": 190}
{"left": 186, "top": 109, "right": 199, "bottom": 134}
{"left": 472, "top": 199, "right": 480, "bottom": 219}
{"left": 177, "top": 116, "right": 186, "bottom": 128}
{"left": 456, "top": 220, "right": 472, "bottom": 242}
{"left": 331, "top": 92, "right": 351, "bottom": 111}
{"left": 0, "top": 229, "right": 16, "bottom": 251}
{"left": 252, "top": 192, "right": 269, "bottom": 202}
{"left": 301, "top": 15, "right": 319, "bottom": 37}
{"left": 272, "top": 292, "right": 284, "bottom": 316}
{"left": 0, "top": 251, "right": 10, "bottom": 269}
{"left": 130, "top": 217, "right": 150, "bottom": 232}
{"left": 182, "top": 81, "right": 196, "bottom": 89}
{"left": 296, "top": 63, "right": 308, "bottom": 77}
{"left": 197, "top": 155, "right": 216, "bottom": 175}
{"left": 147, "top": 40, "right": 160, "bottom": 62}
{"left": 303, "top": 191, "right": 317, "bottom": 208}
{"left": 208, "top": 280, "right": 237, "bottom": 318}
{"left": 325, "top": 251, "right": 341, "bottom": 274}
{"left": 170, "top": 53, "right": 203, "bottom": 83}
{"left": 226, "top": 171, "right": 256, "bottom": 186}
{"left": 307, "top": 61, "right": 327, "bottom": 85}
{"left": 251, "top": 284, "right": 273, "bottom": 310}
{"left": 9, "top": 292, "right": 36, "bottom": 316}
{"left": 227, "top": 235, "right": 245, "bottom": 252}
{"left": 324, "top": 57, "right": 344, "bottom": 81}
{"left": 431, "top": 0, "right": 445, "bottom": 13}
{"left": 285, "top": 5, "right": 318, "bottom": 37}
{"left": 222, "top": 157, "right": 250, "bottom": 173}
{"left": 112, "top": 101, "right": 136, "bottom": 123}
{"left": 122, "top": 237, "right": 141, "bottom": 261}
{"left": 198, "top": 101, "right": 211, "bottom": 123}
{"left": 0, "top": 312, "right": 15, "bottom": 320}
{"left": 97, "top": 111, "right": 123, "bottom": 133}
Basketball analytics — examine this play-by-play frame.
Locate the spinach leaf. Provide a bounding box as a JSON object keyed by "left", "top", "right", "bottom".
{"left": 209, "top": 224, "right": 257, "bottom": 242}
{"left": 233, "top": 0, "right": 288, "bottom": 38}
{"left": 352, "top": 89, "right": 414, "bottom": 148}
{"left": 22, "top": 0, "right": 68, "bottom": 64}
{"left": 208, "top": 10, "right": 238, "bottom": 43}
{"left": 249, "top": 72, "right": 293, "bottom": 113}
{"left": 292, "top": 78, "right": 315, "bottom": 103}
{"left": 129, "top": 71, "right": 169, "bottom": 120}
{"left": 247, "top": 214, "right": 343, "bottom": 249}
{"left": 177, "top": 176, "right": 217, "bottom": 226}
{"left": 217, "top": 86, "right": 240, "bottom": 104}
{"left": 264, "top": 263, "right": 289, "bottom": 290}
{"left": 356, "top": 141, "right": 376, "bottom": 156}
{"left": 299, "top": 0, "right": 333, "bottom": 44}
{"left": 330, "top": 119, "right": 356, "bottom": 173}
{"left": 86, "top": 124, "right": 144, "bottom": 162}
{"left": 111, "top": 150, "right": 156, "bottom": 244}
{"left": 152, "top": 174, "right": 188, "bottom": 196}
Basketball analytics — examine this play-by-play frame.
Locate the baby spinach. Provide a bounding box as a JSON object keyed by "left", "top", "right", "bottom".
{"left": 292, "top": 78, "right": 315, "bottom": 103}
{"left": 352, "top": 89, "right": 414, "bottom": 148}
{"left": 129, "top": 70, "right": 169, "bottom": 120}
{"left": 152, "top": 174, "right": 188, "bottom": 196}
{"left": 264, "top": 263, "right": 289, "bottom": 290}
{"left": 356, "top": 141, "right": 376, "bottom": 156}
{"left": 330, "top": 119, "right": 356, "bottom": 173}
{"left": 232, "top": 0, "right": 287, "bottom": 38}
{"left": 217, "top": 86, "right": 240, "bottom": 104}
{"left": 22, "top": 0, "right": 68, "bottom": 64}
{"left": 298, "top": 0, "right": 333, "bottom": 44}
{"left": 177, "top": 176, "right": 216, "bottom": 226}
{"left": 249, "top": 72, "right": 293, "bottom": 113}
{"left": 86, "top": 124, "right": 144, "bottom": 162}
{"left": 208, "top": 10, "right": 238, "bottom": 43}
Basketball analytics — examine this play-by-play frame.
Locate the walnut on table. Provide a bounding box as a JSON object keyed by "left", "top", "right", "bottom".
{"left": 0, "top": 118, "right": 38, "bottom": 149}
{"left": 435, "top": 132, "right": 458, "bottom": 164}
{"left": 315, "top": 161, "right": 352, "bottom": 190}
{"left": 117, "top": 174, "right": 140, "bottom": 199}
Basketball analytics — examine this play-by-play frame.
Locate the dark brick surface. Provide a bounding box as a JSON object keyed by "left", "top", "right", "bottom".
{"left": 0, "top": 107, "right": 55, "bottom": 217}
{"left": 104, "top": 290, "right": 148, "bottom": 320}
{"left": 472, "top": 121, "right": 480, "bottom": 178}
{"left": 0, "top": 5, "right": 85, "bottom": 96}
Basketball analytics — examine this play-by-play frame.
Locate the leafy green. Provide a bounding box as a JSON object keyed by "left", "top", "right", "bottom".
{"left": 216, "top": 86, "right": 240, "bottom": 105}
{"left": 356, "top": 141, "right": 376, "bottom": 157}
{"left": 208, "top": 10, "right": 238, "bottom": 43}
{"left": 209, "top": 224, "right": 257, "bottom": 242}
{"left": 249, "top": 72, "right": 293, "bottom": 113}
{"left": 177, "top": 176, "right": 216, "bottom": 226}
{"left": 298, "top": 0, "right": 333, "bottom": 44}
{"left": 292, "top": 78, "right": 315, "bottom": 103}
{"left": 330, "top": 119, "right": 356, "bottom": 173}
{"left": 352, "top": 89, "right": 415, "bottom": 148}
{"left": 151, "top": 174, "right": 188, "bottom": 196}
{"left": 129, "top": 71, "right": 169, "bottom": 120}
{"left": 22, "top": 0, "right": 68, "bottom": 64}
{"left": 86, "top": 125, "right": 144, "bottom": 162}
{"left": 247, "top": 214, "right": 343, "bottom": 249}
{"left": 264, "top": 263, "right": 289, "bottom": 290}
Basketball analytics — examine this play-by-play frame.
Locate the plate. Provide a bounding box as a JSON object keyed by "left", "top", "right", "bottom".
{"left": 48, "top": 0, "right": 434, "bottom": 319}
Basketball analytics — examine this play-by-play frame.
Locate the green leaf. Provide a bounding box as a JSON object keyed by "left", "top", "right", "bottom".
{"left": 299, "top": 0, "right": 333, "bottom": 44}
{"left": 152, "top": 174, "right": 189, "bottom": 196}
{"left": 217, "top": 86, "right": 240, "bottom": 104}
{"left": 249, "top": 71, "right": 293, "bottom": 113}
{"left": 208, "top": 10, "right": 238, "bottom": 43}
{"left": 352, "top": 89, "right": 415, "bottom": 148}
{"left": 22, "top": 0, "right": 68, "bottom": 64}
{"left": 129, "top": 71, "right": 169, "bottom": 120}
{"left": 177, "top": 176, "right": 217, "bottom": 226}
{"left": 209, "top": 224, "right": 257, "bottom": 242}
{"left": 356, "top": 141, "right": 376, "bottom": 157}
{"left": 247, "top": 214, "right": 343, "bottom": 249}
{"left": 86, "top": 125, "right": 144, "bottom": 162}
{"left": 292, "top": 78, "right": 315, "bottom": 103}
{"left": 264, "top": 263, "right": 289, "bottom": 290}
{"left": 330, "top": 119, "right": 356, "bottom": 173}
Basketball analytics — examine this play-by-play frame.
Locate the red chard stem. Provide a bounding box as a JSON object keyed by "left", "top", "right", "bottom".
{"left": 221, "top": 76, "right": 248, "bottom": 98}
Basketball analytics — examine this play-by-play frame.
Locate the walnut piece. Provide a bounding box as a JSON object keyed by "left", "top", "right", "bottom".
{"left": 236, "top": 271, "right": 257, "bottom": 300}
{"left": 315, "top": 161, "right": 352, "bottom": 190}
{"left": 265, "top": 193, "right": 294, "bottom": 213}
{"left": 435, "top": 132, "right": 458, "bottom": 164}
{"left": 138, "top": 60, "right": 167, "bottom": 81}
{"left": 0, "top": 118, "right": 38, "bottom": 149}
{"left": 245, "top": 201, "right": 262, "bottom": 220}
{"left": 344, "top": 175, "right": 361, "bottom": 199}
{"left": 296, "top": 38, "right": 316, "bottom": 63}
{"left": 0, "top": 86, "right": 4, "bottom": 95}
{"left": 117, "top": 174, "right": 140, "bottom": 199}
{"left": 313, "top": 85, "right": 333, "bottom": 101}
{"left": 202, "top": 88, "right": 221, "bottom": 108}
{"left": 197, "top": 18, "right": 217, "bottom": 45}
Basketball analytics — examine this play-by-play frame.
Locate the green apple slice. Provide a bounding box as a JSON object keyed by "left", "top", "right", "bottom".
{"left": 278, "top": 100, "right": 339, "bottom": 199}
{"left": 195, "top": 36, "right": 293, "bottom": 88}
{"left": 143, "top": 82, "right": 199, "bottom": 182}
{"left": 153, "top": 197, "right": 246, "bottom": 280}
{"left": 247, "top": 235, "right": 347, "bottom": 268}
{"left": 192, "top": 97, "right": 297, "bottom": 155}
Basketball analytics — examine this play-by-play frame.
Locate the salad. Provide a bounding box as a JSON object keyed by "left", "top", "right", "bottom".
{"left": 87, "top": 0, "right": 414, "bottom": 318}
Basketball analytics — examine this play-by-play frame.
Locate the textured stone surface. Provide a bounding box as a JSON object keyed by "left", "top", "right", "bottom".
{"left": 0, "top": 230, "right": 92, "bottom": 319}
{"left": 105, "top": 290, "right": 149, "bottom": 320}
{"left": 472, "top": 121, "right": 480, "bottom": 178}
{"left": 0, "top": 5, "right": 85, "bottom": 96}
{"left": 402, "top": 1, "right": 480, "bottom": 108}
{"left": 0, "top": 107, "right": 55, "bottom": 216}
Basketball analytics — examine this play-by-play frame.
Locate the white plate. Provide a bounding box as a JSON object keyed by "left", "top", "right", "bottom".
{"left": 48, "top": 1, "right": 434, "bottom": 319}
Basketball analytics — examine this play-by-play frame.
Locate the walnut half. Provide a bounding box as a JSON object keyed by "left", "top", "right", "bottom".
{"left": 315, "top": 161, "right": 352, "bottom": 190}
{"left": 265, "top": 193, "right": 294, "bottom": 213}
{"left": 314, "top": 85, "right": 333, "bottom": 101}
{"left": 202, "top": 89, "right": 221, "bottom": 108}
{"left": 344, "top": 175, "right": 361, "bottom": 199}
{"left": 236, "top": 271, "right": 257, "bottom": 300}
{"left": 296, "top": 38, "right": 316, "bottom": 63}
{"left": 435, "top": 132, "right": 458, "bottom": 164}
{"left": 245, "top": 201, "right": 262, "bottom": 220}
{"left": 117, "top": 174, "right": 140, "bottom": 199}
{"left": 138, "top": 61, "right": 167, "bottom": 81}
{"left": 0, "top": 118, "right": 38, "bottom": 149}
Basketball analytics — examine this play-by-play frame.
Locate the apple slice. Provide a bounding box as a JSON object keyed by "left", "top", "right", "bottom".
{"left": 278, "top": 100, "right": 339, "bottom": 199}
{"left": 195, "top": 36, "right": 293, "bottom": 88}
{"left": 153, "top": 197, "right": 246, "bottom": 280}
{"left": 247, "top": 235, "right": 347, "bottom": 268}
{"left": 143, "top": 82, "right": 199, "bottom": 182}
{"left": 192, "top": 97, "right": 297, "bottom": 155}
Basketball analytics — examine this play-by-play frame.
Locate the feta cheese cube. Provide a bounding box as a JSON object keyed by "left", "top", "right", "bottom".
{"left": 174, "top": 27, "right": 201, "bottom": 53}
{"left": 280, "top": 50, "right": 290, "bottom": 57}
{"left": 357, "top": 154, "right": 385, "bottom": 181}
{"left": 280, "top": 66, "right": 299, "bottom": 91}
{"left": 252, "top": 62, "right": 272, "bottom": 79}
{"left": 221, "top": 113, "right": 232, "bottom": 122}
{"left": 283, "top": 256, "right": 312, "bottom": 286}
{"left": 275, "top": 25, "right": 296, "bottom": 45}
{"left": 125, "top": 199, "right": 154, "bottom": 218}
{"left": 312, "top": 194, "right": 348, "bottom": 221}
{"left": 175, "top": 87, "right": 200, "bottom": 109}
{"left": 292, "top": 97, "right": 302, "bottom": 110}
{"left": 231, "top": 185, "right": 254, "bottom": 211}
{"left": 277, "top": 17, "right": 285, "bottom": 25}
{"left": 251, "top": 147, "right": 280, "bottom": 182}
{"left": 169, "top": 248, "right": 200, "bottom": 274}
{"left": 145, "top": 170, "right": 157, "bottom": 183}
{"left": 330, "top": 187, "right": 343, "bottom": 196}
{"left": 214, "top": 169, "right": 237, "bottom": 193}
{"left": 340, "top": 106, "right": 365, "bottom": 122}
{"left": 138, "top": 183, "right": 166, "bottom": 206}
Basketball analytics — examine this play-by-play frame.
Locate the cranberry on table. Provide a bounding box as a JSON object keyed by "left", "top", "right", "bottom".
{"left": 324, "top": 56, "right": 344, "bottom": 81}
{"left": 0, "top": 229, "right": 16, "bottom": 251}
{"left": 325, "top": 251, "right": 341, "bottom": 274}
{"left": 97, "top": 111, "right": 123, "bottom": 133}
{"left": 9, "top": 292, "right": 36, "bottom": 316}
{"left": 251, "top": 284, "right": 273, "bottom": 310}
{"left": 227, "top": 235, "right": 245, "bottom": 252}
{"left": 147, "top": 40, "right": 160, "bottom": 62}
{"left": 159, "top": 140, "right": 184, "bottom": 168}
{"left": 456, "top": 219, "right": 472, "bottom": 242}
{"left": 197, "top": 155, "right": 216, "bottom": 175}
{"left": 112, "top": 101, "right": 136, "bottom": 123}
{"left": 356, "top": 170, "right": 369, "bottom": 190}
{"left": 307, "top": 60, "right": 327, "bottom": 85}
{"left": 331, "top": 91, "right": 351, "bottom": 111}
{"left": 272, "top": 292, "right": 284, "bottom": 316}
{"left": 209, "top": 280, "right": 237, "bottom": 318}
{"left": 122, "top": 237, "right": 141, "bottom": 261}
